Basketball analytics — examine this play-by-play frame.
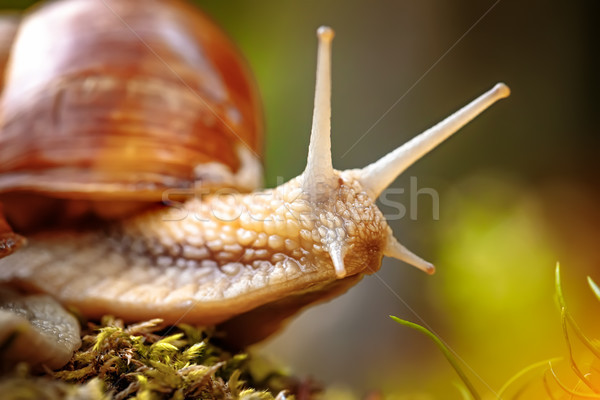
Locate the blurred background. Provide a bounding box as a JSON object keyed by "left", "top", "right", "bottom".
{"left": 1, "top": 0, "right": 599, "bottom": 398}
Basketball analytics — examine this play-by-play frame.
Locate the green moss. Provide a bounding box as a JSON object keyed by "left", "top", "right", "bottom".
{"left": 0, "top": 317, "right": 297, "bottom": 400}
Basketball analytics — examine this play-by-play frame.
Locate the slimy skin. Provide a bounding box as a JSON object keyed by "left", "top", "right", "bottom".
{"left": 0, "top": 287, "right": 81, "bottom": 370}
{"left": 0, "top": 173, "right": 389, "bottom": 329}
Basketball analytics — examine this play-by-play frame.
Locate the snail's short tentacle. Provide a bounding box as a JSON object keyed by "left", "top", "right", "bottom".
{"left": 326, "top": 240, "right": 348, "bottom": 278}
{"left": 383, "top": 233, "right": 435, "bottom": 275}
{"left": 358, "top": 83, "right": 511, "bottom": 198}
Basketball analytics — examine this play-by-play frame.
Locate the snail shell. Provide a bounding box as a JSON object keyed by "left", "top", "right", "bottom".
{"left": 0, "top": 14, "right": 19, "bottom": 91}
{"left": 0, "top": 0, "right": 510, "bottom": 353}
{"left": 0, "top": 17, "right": 23, "bottom": 257}
{"left": 0, "top": 0, "right": 263, "bottom": 223}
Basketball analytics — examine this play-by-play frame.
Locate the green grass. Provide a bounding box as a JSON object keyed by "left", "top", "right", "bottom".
{"left": 390, "top": 263, "right": 600, "bottom": 399}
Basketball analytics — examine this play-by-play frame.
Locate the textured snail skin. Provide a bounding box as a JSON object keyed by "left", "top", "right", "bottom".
{"left": 0, "top": 287, "right": 81, "bottom": 370}
{"left": 0, "top": 172, "right": 389, "bottom": 344}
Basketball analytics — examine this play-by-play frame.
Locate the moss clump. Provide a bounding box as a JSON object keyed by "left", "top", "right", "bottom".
{"left": 0, "top": 317, "right": 297, "bottom": 400}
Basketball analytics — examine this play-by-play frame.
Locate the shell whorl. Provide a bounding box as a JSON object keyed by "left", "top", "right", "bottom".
{"left": 0, "top": 0, "right": 263, "bottom": 198}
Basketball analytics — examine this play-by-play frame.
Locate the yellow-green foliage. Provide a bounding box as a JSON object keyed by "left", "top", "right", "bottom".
{"left": 391, "top": 265, "right": 600, "bottom": 399}
{"left": 0, "top": 317, "right": 293, "bottom": 400}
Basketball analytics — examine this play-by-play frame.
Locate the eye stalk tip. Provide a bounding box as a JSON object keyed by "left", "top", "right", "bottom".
{"left": 317, "top": 26, "right": 335, "bottom": 42}
{"left": 424, "top": 262, "right": 436, "bottom": 275}
{"left": 494, "top": 82, "right": 511, "bottom": 99}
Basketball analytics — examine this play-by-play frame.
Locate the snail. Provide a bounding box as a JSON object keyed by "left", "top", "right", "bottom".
{"left": 0, "top": 0, "right": 509, "bottom": 364}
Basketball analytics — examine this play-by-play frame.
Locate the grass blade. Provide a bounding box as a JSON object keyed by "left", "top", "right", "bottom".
{"left": 555, "top": 264, "right": 600, "bottom": 359}
{"left": 555, "top": 263, "right": 566, "bottom": 308}
{"left": 560, "top": 308, "right": 600, "bottom": 392}
{"left": 548, "top": 362, "right": 600, "bottom": 398}
{"left": 588, "top": 276, "right": 600, "bottom": 302}
{"left": 390, "top": 315, "right": 481, "bottom": 400}
{"left": 497, "top": 357, "right": 562, "bottom": 399}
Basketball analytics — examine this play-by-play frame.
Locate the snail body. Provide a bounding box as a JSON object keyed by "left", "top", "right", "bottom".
{"left": 2, "top": 173, "right": 387, "bottom": 342}
{"left": 0, "top": 0, "right": 510, "bottom": 353}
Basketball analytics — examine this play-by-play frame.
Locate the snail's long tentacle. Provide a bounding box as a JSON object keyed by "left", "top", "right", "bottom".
{"left": 302, "top": 26, "right": 337, "bottom": 201}
{"left": 358, "top": 83, "right": 510, "bottom": 198}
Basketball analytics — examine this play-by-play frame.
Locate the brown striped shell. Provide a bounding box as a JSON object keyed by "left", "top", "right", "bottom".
{"left": 0, "top": 14, "right": 24, "bottom": 255}
{"left": 0, "top": 0, "right": 263, "bottom": 212}
{"left": 0, "top": 14, "right": 19, "bottom": 90}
